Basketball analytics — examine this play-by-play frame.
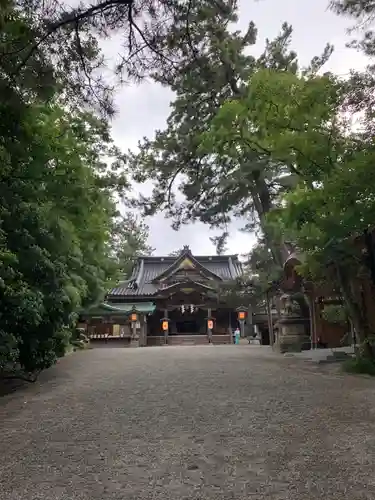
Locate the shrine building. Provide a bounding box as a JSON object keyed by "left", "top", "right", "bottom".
{"left": 79, "top": 246, "right": 248, "bottom": 346}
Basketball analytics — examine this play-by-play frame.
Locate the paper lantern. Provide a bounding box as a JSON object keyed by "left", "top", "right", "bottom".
{"left": 131, "top": 313, "right": 137, "bottom": 322}
{"left": 207, "top": 319, "right": 214, "bottom": 330}
{"left": 162, "top": 320, "right": 169, "bottom": 331}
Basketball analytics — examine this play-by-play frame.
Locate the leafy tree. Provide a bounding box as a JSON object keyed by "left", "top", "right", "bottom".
{"left": 330, "top": 0, "right": 375, "bottom": 136}
{"left": 244, "top": 239, "right": 283, "bottom": 296}
{"left": 0, "top": 4, "right": 151, "bottom": 371}
{"left": 110, "top": 212, "right": 153, "bottom": 278}
{"left": 0, "top": 95, "right": 128, "bottom": 375}
{"left": 0, "top": 2, "right": 133, "bottom": 376}
{"left": 125, "top": 1, "right": 332, "bottom": 266}
{"left": 204, "top": 65, "right": 375, "bottom": 351}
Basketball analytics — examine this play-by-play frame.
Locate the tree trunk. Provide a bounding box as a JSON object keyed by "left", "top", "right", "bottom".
{"left": 363, "top": 229, "right": 375, "bottom": 287}
{"left": 335, "top": 263, "right": 373, "bottom": 358}
{"left": 250, "top": 177, "right": 286, "bottom": 268}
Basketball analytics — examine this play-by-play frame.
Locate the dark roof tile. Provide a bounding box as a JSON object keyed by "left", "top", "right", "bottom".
{"left": 108, "top": 253, "right": 243, "bottom": 297}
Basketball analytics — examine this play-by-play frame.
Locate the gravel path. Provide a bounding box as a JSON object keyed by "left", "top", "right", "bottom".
{"left": 1, "top": 345, "right": 375, "bottom": 500}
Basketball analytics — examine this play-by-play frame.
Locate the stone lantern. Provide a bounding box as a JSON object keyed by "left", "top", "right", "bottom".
{"left": 274, "top": 293, "right": 310, "bottom": 353}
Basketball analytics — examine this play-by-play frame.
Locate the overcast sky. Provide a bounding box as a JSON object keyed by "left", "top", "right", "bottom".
{"left": 107, "top": 0, "right": 368, "bottom": 257}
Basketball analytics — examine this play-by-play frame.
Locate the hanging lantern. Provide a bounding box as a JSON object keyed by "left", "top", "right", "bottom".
{"left": 236, "top": 306, "right": 247, "bottom": 322}
{"left": 131, "top": 312, "right": 137, "bottom": 322}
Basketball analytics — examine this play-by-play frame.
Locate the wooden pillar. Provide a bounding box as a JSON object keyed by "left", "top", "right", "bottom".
{"left": 314, "top": 300, "right": 322, "bottom": 346}
{"left": 138, "top": 314, "right": 147, "bottom": 347}
{"left": 164, "top": 309, "right": 168, "bottom": 345}
{"left": 266, "top": 292, "right": 274, "bottom": 347}
{"left": 247, "top": 305, "right": 253, "bottom": 338}
{"left": 207, "top": 307, "right": 212, "bottom": 343}
{"left": 306, "top": 293, "right": 317, "bottom": 350}
{"left": 228, "top": 310, "right": 233, "bottom": 344}
{"left": 143, "top": 314, "right": 148, "bottom": 347}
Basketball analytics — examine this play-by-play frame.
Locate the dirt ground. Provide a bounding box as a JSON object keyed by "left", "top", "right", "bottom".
{"left": 1, "top": 345, "right": 375, "bottom": 500}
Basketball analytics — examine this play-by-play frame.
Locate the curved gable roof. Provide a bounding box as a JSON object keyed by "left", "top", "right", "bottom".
{"left": 152, "top": 246, "right": 223, "bottom": 283}
{"left": 107, "top": 247, "right": 243, "bottom": 297}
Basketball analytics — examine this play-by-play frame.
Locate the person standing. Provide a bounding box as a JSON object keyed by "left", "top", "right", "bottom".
{"left": 234, "top": 327, "right": 240, "bottom": 345}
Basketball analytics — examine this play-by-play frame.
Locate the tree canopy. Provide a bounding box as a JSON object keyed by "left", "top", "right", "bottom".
{"left": 330, "top": 0, "right": 375, "bottom": 56}
{"left": 124, "top": 1, "right": 333, "bottom": 266}
{"left": 0, "top": 1, "right": 152, "bottom": 376}
{"left": 5, "top": 0, "right": 233, "bottom": 116}
{"left": 202, "top": 60, "right": 375, "bottom": 345}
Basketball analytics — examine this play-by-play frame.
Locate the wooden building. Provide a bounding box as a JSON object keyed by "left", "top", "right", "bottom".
{"left": 80, "top": 246, "right": 245, "bottom": 346}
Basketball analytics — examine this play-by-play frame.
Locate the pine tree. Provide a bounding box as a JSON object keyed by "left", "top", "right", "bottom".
{"left": 330, "top": 0, "right": 375, "bottom": 56}
{"left": 126, "top": 2, "right": 332, "bottom": 266}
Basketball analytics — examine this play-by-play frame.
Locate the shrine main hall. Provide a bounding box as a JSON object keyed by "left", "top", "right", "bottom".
{"left": 79, "top": 246, "right": 248, "bottom": 346}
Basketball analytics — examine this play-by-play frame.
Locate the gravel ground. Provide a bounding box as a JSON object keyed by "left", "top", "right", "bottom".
{"left": 1, "top": 345, "right": 375, "bottom": 500}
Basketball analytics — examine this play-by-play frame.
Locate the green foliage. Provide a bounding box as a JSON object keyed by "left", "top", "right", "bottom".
{"left": 123, "top": 4, "right": 335, "bottom": 271}
{"left": 0, "top": 98, "right": 121, "bottom": 373}
{"left": 321, "top": 304, "right": 348, "bottom": 324}
{"left": 244, "top": 239, "right": 283, "bottom": 295}
{"left": 126, "top": 9, "right": 305, "bottom": 238}
{"left": 203, "top": 68, "right": 344, "bottom": 183}
{"left": 0, "top": 2, "right": 154, "bottom": 375}
{"left": 217, "top": 276, "right": 257, "bottom": 309}
{"left": 110, "top": 213, "right": 153, "bottom": 279}
{"left": 7, "top": 0, "right": 235, "bottom": 115}
{"left": 211, "top": 65, "right": 375, "bottom": 343}
{"left": 342, "top": 355, "right": 375, "bottom": 376}
{"left": 204, "top": 66, "right": 375, "bottom": 277}
{"left": 0, "top": 95, "right": 151, "bottom": 373}
{"left": 330, "top": 0, "right": 375, "bottom": 56}
{"left": 210, "top": 233, "right": 229, "bottom": 256}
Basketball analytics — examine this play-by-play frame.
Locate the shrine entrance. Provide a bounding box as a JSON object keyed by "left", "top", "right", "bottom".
{"left": 169, "top": 307, "right": 207, "bottom": 335}
{"left": 176, "top": 319, "right": 199, "bottom": 334}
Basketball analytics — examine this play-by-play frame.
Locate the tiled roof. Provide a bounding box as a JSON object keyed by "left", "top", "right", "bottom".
{"left": 81, "top": 301, "right": 156, "bottom": 315}
{"left": 108, "top": 252, "right": 243, "bottom": 297}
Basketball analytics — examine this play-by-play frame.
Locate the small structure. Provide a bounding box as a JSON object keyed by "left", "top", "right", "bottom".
{"left": 79, "top": 246, "right": 247, "bottom": 346}
{"left": 253, "top": 249, "right": 351, "bottom": 352}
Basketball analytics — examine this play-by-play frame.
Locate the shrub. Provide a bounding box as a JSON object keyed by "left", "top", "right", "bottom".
{"left": 342, "top": 356, "right": 375, "bottom": 376}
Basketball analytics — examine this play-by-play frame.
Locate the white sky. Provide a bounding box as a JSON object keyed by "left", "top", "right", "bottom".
{"left": 106, "top": 0, "right": 369, "bottom": 256}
